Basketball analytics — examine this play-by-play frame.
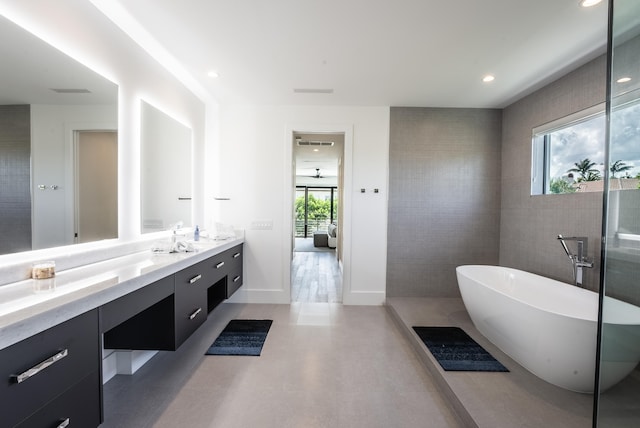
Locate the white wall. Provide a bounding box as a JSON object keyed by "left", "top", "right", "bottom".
{"left": 31, "top": 104, "right": 117, "bottom": 249}
{"left": 218, "top": 105, "right": 389, "bottom": 305}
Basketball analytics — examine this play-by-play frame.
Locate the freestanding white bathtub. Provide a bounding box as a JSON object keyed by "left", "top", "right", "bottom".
{"left": 456, "top": 265, "right": 640, "bottom": 393}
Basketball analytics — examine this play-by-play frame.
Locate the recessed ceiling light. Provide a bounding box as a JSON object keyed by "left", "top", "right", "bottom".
{"left": 482, "top": 75, "right": 495, "bottom": 83}
{"left": 313, "top": 148, "right": 319, "bottom": 152}
{"left": 579, "top": 0, "right": 603, "bottom": 7}
{"left": 207, "top": 70, "right": 219, "bottom": 78}
{"left": 617, "top": 77, "right": 632, "bottom": 83}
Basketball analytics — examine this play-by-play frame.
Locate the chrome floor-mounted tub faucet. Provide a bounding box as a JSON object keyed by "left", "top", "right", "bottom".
{"left": 557, "top": 235, "right": 594, "bottom": 287}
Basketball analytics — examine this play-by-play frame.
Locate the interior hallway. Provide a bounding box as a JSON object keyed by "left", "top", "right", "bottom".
{"left": 101, "top": 303, "right": 461, "bottom": 427}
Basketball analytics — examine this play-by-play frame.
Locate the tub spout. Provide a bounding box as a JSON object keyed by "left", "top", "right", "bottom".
{"left": 557, "top": 235, "right": 573, "bottom": 261}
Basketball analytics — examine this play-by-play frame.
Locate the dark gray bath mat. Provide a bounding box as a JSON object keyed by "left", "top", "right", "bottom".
{"left": 206, "top": 319, "right": 273, "bottom": 356}
{"left": 412, "top": 326, "right": 508, "bottom": 372}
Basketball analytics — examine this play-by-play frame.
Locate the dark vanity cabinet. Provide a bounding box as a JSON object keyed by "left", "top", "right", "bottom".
{"left": 2, "top": 243, "right": 243, "bottom": 428}
{"left": 226, "top": 245, "right": 243, "bottom": 298}
{"left": 0, "top": 309, "right": 101, "bottom": 428}
{"left": 102, "top": 244, "right": 243, "bottom": 351}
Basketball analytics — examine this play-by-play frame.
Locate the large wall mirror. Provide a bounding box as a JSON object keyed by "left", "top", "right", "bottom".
{"left": 0, "top": 15, "right": 118, "bottom": 256}
{"left": 140, "top": 101, "right": 192, "bottom": 233}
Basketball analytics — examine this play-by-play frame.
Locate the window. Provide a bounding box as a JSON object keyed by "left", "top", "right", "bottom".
{"left": 532, "top": 102, "right": 640, "bottom": 195}
{"left": 294, "top": 186, "right": 338, "bottom": 237}
{"left": 531, "top": 105, "right": 606, "bottom": 195}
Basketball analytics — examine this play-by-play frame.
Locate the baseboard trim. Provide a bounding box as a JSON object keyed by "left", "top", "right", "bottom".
{"left": 226, "top": 288, "right": 289, "bottom": 304}
{"left": 343, "top": 291, "right": 385, "bottom": 305}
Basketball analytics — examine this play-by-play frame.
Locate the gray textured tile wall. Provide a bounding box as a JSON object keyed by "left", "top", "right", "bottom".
{"left": 0, "top": 105, "right": 31, "bottom": 255}
{"left": 387, "top": 108, "right": 502, "bottom": 297}
{"left": 387, "top": 56, "right": 606, "bottom": 297}
{"left": 500, "top": 55, "right": 607, "bottom": 291}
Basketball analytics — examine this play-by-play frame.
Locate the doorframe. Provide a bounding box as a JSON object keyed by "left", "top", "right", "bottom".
{"left": 283, "top": 123, "right": 353, "bottom": 304}
{"left": 64, "top": 122, "right": 117, "bottom": 244}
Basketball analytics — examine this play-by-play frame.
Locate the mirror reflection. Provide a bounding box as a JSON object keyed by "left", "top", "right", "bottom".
{"left": 609, "top": 23, "right": 640, "bottom": 237}
{"left": 0, "top": 15, "right": 118, "bottom": 256}
{"left": 140, "top": 101, "right": 192, "bottom": 233}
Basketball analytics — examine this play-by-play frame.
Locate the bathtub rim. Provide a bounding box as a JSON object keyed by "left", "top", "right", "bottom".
{"left": 456, "top": 264, "right": 640, "bottom": 325}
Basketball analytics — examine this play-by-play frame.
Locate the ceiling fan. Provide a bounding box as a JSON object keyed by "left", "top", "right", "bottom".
{"left": 310, "top": 168, "right": 324, "bottom": 178}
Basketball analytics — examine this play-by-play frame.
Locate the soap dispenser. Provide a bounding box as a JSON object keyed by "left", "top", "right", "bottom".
{"left": 194, "top": 225, "right": 200, "bottom": 241}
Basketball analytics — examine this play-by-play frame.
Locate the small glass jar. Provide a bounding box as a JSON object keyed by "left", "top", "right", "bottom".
{"left": 32, "top": 261, "right": 55, "bottom": 279}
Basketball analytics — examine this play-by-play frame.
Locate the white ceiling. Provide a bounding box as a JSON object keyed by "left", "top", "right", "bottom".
{"left": 294, "top": 132, "right": 344, "bottom": 181}
{"left": 115, "top": 0, "right": 609, "bottom": 108}
{"left": 0, "top": 14, "right": 117, "bottom": 105}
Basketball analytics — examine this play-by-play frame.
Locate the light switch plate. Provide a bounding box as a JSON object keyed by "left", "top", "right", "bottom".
{"left": 251, "top": 220, "right": 273, "bottom": 230}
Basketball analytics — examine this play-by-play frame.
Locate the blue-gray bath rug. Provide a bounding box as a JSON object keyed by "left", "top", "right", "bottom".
{"left": 206, "top": 319, "right": 273, "bottom": 356}
{"left": 412, "top": 326, "right": 508, "bottom": 372}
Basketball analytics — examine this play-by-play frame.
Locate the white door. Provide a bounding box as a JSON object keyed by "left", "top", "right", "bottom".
{"left": 75, "top": 130, "right": 118, "bottom": 243}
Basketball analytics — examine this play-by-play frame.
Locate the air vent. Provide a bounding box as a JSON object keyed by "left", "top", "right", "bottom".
{"left": 293, "top": 88, "right": 333, "bottom": 94}
{"left": 296, "top": 140, "right": 334, "bottom": 147}
{"left": 50, "top": 88, "right": 91, "bottom": 94}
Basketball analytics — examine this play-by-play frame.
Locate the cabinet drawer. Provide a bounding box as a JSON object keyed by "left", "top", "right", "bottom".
{"left": 175, "top": 262, "right": 208, "bottom": 347}
{"left": 0, "top": 310, "right": 99, "bottom": 428}
{"left": 225, "top": 245, "right": 243, "bottom": 272}
{"left": 15, "top": 370, "right": 101, "bottom": 428}
{"left": 174, "top": 289, "right": 206, "bottom": 347}
{"left": 175, "top": 259, "right": 210, "bottom": 291}
{"left": 227, "top": 267, "right": 243, "bottom": 298}
{"left": 206, "top": 252, "right": 229, "bottom": 284}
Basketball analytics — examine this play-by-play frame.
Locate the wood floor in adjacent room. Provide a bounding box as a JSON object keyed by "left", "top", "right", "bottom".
{"left": 100, "top": 303, "right": 461, "bottom": 427}
{"left": 291, "top": 249, "right": 342, "bottom": 303}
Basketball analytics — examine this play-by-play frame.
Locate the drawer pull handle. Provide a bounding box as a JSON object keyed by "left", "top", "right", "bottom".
{"left": 189, "top": 308, "right": 203, "bottom": 320}
{"left": 57, "top": 418, "right": 70, "bottom": 428}
{"left": 12, "top": 349, "right": 69, "bottom": 384}
{"left": 189, "top": 274, "right": 202, "bottom": 284}
{"left": 233, "top": 252, "right": 240, "bottom": 258}
{"left": 233, "top": 275, "right": 241, "bottom": 282}
{"left": 215, "top": 261, "right": 225, "bottom": 269}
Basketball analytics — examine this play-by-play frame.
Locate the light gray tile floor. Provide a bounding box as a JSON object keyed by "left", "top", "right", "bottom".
{"left": 101, "top": 302, "right": 462, "bottom": 427}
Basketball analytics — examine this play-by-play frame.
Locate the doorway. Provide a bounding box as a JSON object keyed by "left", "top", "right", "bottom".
{"left": 74, "top": 130, "right": 118, "bottom": 243}
{"left": 291, "top": 132, "right": 344, "bottom": 303}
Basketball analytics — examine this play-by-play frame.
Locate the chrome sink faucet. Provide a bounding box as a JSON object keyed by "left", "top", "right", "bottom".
{"left": 557, "top": 235, "right": 594, "bottom": 287}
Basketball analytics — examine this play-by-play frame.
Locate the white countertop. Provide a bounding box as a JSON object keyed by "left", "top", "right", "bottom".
{"left": 0, "top": 237, "right": 243, "bottom": 350}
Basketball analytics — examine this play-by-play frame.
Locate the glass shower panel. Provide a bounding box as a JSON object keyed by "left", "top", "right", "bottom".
{"left": 597, "top": 0, "right": 640, "bottom": 425}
